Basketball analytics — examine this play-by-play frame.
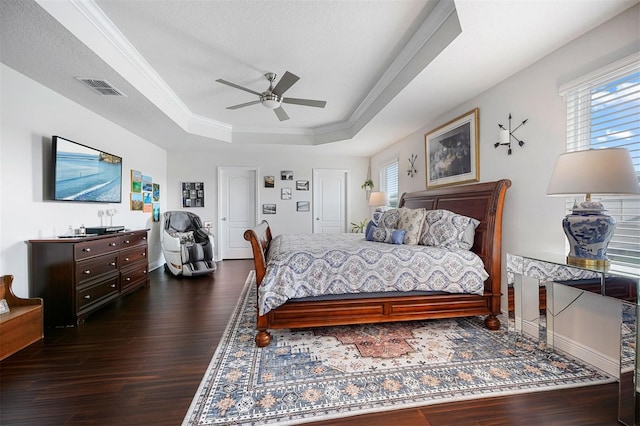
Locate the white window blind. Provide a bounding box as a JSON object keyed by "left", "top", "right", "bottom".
{"left": 379, "top": 160, "right": 399, "bottom": 208}
{"left": 561, "top": 54, "right": 640, "bottom": 267}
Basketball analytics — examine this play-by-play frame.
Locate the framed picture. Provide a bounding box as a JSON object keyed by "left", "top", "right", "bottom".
{"left": 152, "top": 183, "right": 160, "bottom": 201}
{"left": 264, "top": 176, "right": 275, "bottom": 188}
{"left": 296, "top": 201, "right": 310, "bottom": 212}
{"left": 130, "top": 192, "right": 143, "bottom": 211}
{"left": 131, "top": 170, "right": 142, "bottom": 193}
{"left": 424, "top": 108, "right": 479, "bottom": 188}
{"left": 142, "top": 175, "right": 153, "bottom": 192}
{"left": 263, "top": 204, "right": 276, "bottom": 214}
{"left": 281, "top": 170, "right": 293, "bottom": 180}
{"left": 281, "top": 188, "right": 292, "bottom": 200}
{"left": 296, "top": 180, "right": 309, "bottom": 191}
{"left": 152, "top": 203, "right": 160, "bottom": 222}
{"left": 182, "top": 182, "right": 205, "bottom": 207}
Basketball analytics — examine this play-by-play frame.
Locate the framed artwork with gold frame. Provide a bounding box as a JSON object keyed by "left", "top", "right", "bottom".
{"left": 425, "top": 108, "right": 479, "bottom": 188}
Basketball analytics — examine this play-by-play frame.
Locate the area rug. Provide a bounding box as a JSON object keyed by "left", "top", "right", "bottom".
{"left": 183, "top": 271, "right": 613, "bottom": 425}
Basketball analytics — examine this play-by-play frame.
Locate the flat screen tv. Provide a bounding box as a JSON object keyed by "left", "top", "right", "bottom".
{"left": 52, "top": 136, "right": 122, "bottom": 203}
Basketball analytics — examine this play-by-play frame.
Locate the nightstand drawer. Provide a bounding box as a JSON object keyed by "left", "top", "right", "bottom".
{"left": 120, "top": 231, "right": 147, "bottom": 248}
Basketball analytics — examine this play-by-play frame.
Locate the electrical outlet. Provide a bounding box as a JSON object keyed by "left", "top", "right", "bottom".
{"left": 204, "top": 221, "right": 213, "bottom": 228}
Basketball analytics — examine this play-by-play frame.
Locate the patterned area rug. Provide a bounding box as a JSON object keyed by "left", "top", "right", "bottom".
{"left": 183, "top": 272, "right": 613, "bottom": 425}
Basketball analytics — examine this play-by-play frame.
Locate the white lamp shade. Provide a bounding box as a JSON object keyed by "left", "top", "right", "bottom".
{"left": 547, "top": 148, "right": 640, "bottom": 196}
{"left": 368, "top": 191, "right": 388, "bottom": 207}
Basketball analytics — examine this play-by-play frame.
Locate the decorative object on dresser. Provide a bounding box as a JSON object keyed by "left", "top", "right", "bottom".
{"left": 425, "top": 108, "right": 479, "bottom": 188}
{"left": 244, "top": 179, "right": 511, "bottom": 347}
{"left": 547, "top": 148, "right": 640, "bottom": 268}
{"left": 0, "top": 275, "right": 43, "bottom": 360}
{"left": 494, "top": 113, "right": 528, "bottom": 155}
{"left": 28, "top": 229, "right": 149, "bottom": 327}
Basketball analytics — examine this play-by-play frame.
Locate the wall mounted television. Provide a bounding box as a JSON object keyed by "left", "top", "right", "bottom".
{"left": 52, "top": 136, "right": 122, "bottom": 203}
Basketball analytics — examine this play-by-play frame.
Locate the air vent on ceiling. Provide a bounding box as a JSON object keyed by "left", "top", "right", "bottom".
{"left": 75, "top": 78, "right": 126, "bottom": 97}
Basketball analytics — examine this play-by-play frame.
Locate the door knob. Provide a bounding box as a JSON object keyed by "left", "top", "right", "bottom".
{"left": 221, "top": 217, "right": 227, "bottom": 221}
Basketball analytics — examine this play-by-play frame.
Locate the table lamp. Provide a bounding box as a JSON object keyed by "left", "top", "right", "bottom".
{"left": 547, "top": 148, "right": 640, "bottom": 268}
{"left": 368, "top": 191, "right": 388, "bottom": 211}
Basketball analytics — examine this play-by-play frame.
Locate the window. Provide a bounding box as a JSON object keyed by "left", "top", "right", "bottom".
{"left": 379, "top": 160, "right": 399, "bottom": 208}
{"left": 561, "top": 54, "right": 640, "bottom": 267}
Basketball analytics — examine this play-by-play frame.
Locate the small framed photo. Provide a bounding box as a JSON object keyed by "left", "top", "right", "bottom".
{"left": 264, "top": 176, "right": 275, "bottom": 188}
{"left": 425, "top": 108, "right": 479, "bottom": 188}
{"left": 0, "top": 299, "right": 10, "bottom": 315}
{"left": 296, "top": 201, "right": 310, "bottom": 212}
{"left": 281, "top": 188, "right": 292, "bottom": 200}
{"left": 281, "top": 170, "right": 293, "bottom": 180}
{"left": 263, "top": 204, "right": 276, "bottom": 214}
{"left": 296, "top": 180, "right": 309, "bottom": 191}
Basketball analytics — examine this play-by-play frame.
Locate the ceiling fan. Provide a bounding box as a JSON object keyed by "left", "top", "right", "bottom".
{"left": 216, "top": 71, "right": 326, "bottom": 121}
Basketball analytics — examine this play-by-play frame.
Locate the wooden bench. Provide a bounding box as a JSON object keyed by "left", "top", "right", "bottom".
{"left": 0, "top": 275, "right": 43, "bottom": 361}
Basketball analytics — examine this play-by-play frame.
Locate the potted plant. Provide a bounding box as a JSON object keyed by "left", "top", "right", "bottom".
{"left": 361, "top": 179, "right": 374, "bottom": 191}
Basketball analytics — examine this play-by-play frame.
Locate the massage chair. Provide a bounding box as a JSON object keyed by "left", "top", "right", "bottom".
{"left": 161, "top": 211, "right": 216, "bottom": 276}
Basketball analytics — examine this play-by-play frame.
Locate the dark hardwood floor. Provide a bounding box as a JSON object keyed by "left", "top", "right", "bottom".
{"left": 0, "top": 259, "right": 620, "bottom": 425}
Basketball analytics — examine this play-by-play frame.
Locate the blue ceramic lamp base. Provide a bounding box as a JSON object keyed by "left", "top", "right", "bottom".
{"left": 562, "top": 201, "right": 615, "bottom": 269}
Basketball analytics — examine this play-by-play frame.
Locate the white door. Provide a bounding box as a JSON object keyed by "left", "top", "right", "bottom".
{"left": 313, "top": 169, "right": 348, "bottom": 234}
{"left": 218, "top": 167, "right": 258, "bottom": 259}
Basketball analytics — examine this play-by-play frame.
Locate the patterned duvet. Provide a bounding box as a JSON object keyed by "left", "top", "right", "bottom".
{"left": 259, "top": 233, "right": 489, "bottom": 315}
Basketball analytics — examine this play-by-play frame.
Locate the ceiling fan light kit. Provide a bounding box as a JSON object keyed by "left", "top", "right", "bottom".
{"left": 216, "top": 71, "right": 326, "bottom": 121}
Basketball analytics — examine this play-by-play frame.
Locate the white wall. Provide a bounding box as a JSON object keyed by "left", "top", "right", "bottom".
{"left": 167, "top": 150, "right": 370, "bottom": 243}
{"left": 371, "top": 4, "right": 639, "bottom": 374}
{"left": 0, "top": 64, "right": 168, "bottom": 297}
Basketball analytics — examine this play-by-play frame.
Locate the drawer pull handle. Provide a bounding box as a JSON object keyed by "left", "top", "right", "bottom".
{"left": 142, "top": 253, "right": 146, "bottom": 256}
{"left": 83, "top": 270, "right": 91, "bottom": 275}
{"left": 84, "top": 295, "right": 91, "bottom": 299}
{"left": 109, "top": 243, "right": 116, "bottom": 246}
{"left": 110, "top": 262, "right": 116, "bottom": 266}
{"left": 125, "top": 277, "right": 131, "bottom": 281}
{"left": 110, "top": 284, "right": 116, "bottom": 288}
{"left": 124, "top": 257, "right": 129, "bottom": 261}
{"left": 143, "top": 270, "right": 147, "bottom": 274}
{"left": 142, "top": 236, "right": 147, "bottom": 240}
{"left": 124, "top": 240, "right": 130, "bottom": 244}
{"left": 83, "top": 248, "right": 91, "bottom": 252}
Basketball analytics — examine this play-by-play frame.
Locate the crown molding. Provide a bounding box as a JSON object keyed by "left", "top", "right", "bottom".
{"left": 36, "top": 0, "right": 456, "bottom": 147}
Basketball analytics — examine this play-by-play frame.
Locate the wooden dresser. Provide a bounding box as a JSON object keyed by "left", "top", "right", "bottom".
{"left": 28, "top": 229, "right": 150, "bottom": 327}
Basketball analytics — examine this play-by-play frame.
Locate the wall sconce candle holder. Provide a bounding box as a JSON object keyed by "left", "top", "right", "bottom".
{"left": 407, "top": 153, "right": 418, "bottom": 177}
{"left": 494, "top": 113, "right": 528, "bottom": 155}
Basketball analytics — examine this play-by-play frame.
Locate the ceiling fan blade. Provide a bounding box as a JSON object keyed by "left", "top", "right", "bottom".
{"left": 216, "top": 79, "right": 261, "bottom": 96}
{"left": 226, "top": 100, "right": 261, "bottom": 110}
{"left": 272, "top": 71, "right": 300, "bottom": 96}
{"left": 274, "top": 106, "right": 289, "bottom": 121}
{"left": 283, "top": 97, "right": 327, "bottom": 108}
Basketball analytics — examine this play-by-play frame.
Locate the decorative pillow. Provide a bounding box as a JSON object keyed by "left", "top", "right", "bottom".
{"left": 370, "top": 226, "right": 405, "bottom": 244}
{"left": 377, "top": 209, "right": 400, "bottom": 229}
{"left": 176, "top": 231, "right": 195, "bottom": 246}
{"left": 365, "top": 220, "right": 376, "bottom": 241}
{"left": 397, "top": 207, "right": 426, "bottom": 245}
{"left": 371, "top": 210, "right": 383, "bottom": 226}
{"left": 420, "top": 210, "right": 480, "bottom": 250}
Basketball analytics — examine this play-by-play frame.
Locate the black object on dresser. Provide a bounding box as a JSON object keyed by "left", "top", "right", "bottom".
{"left": 28, "top": 229, "right": 150, "bottom": 327}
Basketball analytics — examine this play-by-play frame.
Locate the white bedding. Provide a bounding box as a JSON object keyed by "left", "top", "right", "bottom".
{"left": 258, "top": 233, "right": 489, "bottom": 315}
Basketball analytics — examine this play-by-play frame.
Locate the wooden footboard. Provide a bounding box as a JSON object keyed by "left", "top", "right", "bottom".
{"left": 244, "top": 179, "right": 511, "bottom": 347}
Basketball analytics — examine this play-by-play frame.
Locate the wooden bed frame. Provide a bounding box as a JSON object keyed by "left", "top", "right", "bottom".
{"left": 244, "top": 179, "right": 511, "bottom": 347}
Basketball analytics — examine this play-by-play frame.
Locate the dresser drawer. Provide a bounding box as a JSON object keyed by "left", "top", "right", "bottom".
{"left": 77, "top": 276, "right": 119, "bottom": 311}
{"left": 121, "top": 264, "right": 148, "bottom": 291}
{"left": 75, "top": 254, "right": 119, "bottom": 284}
{"left": 120, "top": 231, "right": 148, "bottom": 248}
{"left": 119, "top": 246, "right": 147, "bottom": 267}
{"left": 74, "top": 237, "right": 120, "bottom": 260}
